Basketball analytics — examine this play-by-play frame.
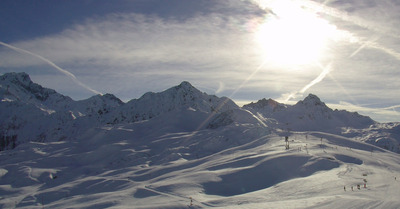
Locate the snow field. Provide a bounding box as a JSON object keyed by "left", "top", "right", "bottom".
{"left": 1, "top": 73, "right": 400, "bottom": 208}
{"left": 1, "top": 122, "right": 400, "bottom": 209}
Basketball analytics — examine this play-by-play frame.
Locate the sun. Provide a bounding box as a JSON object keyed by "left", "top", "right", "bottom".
{"left": 255, "top": 0, "right": 338, "bottom": 67}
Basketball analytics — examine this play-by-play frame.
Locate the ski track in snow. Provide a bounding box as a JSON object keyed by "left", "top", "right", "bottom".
{"left": 0, "top": 128, "right": 399, "bottom": 208}
{"left": 1, "top": 73, "right": 400, "bottom": 208}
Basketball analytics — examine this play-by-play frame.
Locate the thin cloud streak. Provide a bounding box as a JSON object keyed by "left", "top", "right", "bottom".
{"left": 228, "top": 59, "right": 268, "bottom": 99}
{"left": 383, "top": 104, "right": 400, "bottom": 110}
{"left": 299, "top": 63, "right": 332, "bottom": 94}
{"left": 0, "top": 12, "right": 266, "bottom": 101}
{"left": 300, "top": 0, "right": 400, "bottom": 40}
{"left": 349, "top": 36, "right": 380, "bottom": 58}
{"left": 282, "top": 62, "right": 332, "bottom": 102}
{"left": 253, "top": 0, "right": 400, "bottom": 66}
{"left": 0, "top": 41, "right": 102, "bottom": 95}
{"left": 301, "top": 0, "right": 400, "bottom": 63}
{"left": 0, "top": 1, "right": 399, "bottom": 122}
{"left": 253, "top": 0, "right": 400, "bottom": 118}
{"left": 0, "top": 13, "right": 258, "bottom": 69}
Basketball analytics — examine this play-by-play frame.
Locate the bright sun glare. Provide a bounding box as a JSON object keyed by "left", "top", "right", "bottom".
{"left": 255, "top": 0, "right": 338, "bottom": 67}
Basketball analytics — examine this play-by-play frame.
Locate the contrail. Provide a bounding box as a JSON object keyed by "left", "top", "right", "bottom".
{"left": 254, "top": 0, "right": 400, "bottom": 60}
{"left": 253, "top": 0, "right": 400, "bottom": 102}
{"left": 0, "top": 41, "right": 102, "bottom": 95}
{"left": 350, "top": 36, "right": 380, "bottom": 58}
{"left": 383, "top": 104, "right": 400, "bottom": 110}
{"left": 229, "top": 59, "right": 268, "bottom": 99}
{"left": 295, "top": 0, "right": 400, "bottom": 61}
{"left": 299, "top": 63, "right": 332, "bottom": 93}
{"left": 284, "top": 62, "right": 332, "bottom": 102}
{"left": 193, "top": 60, "right": 269, "bottom": 133}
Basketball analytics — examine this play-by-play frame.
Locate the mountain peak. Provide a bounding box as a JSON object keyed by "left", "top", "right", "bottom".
{"left": 102, "top": 93, "right": 124, "bottom": 105}
{"left": 0, "top": 72, "right": 74, "bottom": 111}
{"left": 304, "top": 93, "right": 321, "bottom": 102}
{"left": 0, "top": 72, "right": 61, "bottom": 102}
{"left": 243, "top": 98, "right": 282, "bottom": 109}
{"left": 176, "top": 81, "right": 195, "bottom": 90}
{"left": 168, "top": 81, "right": 203, "bottom": 99}
{"left": 1, "top": 72, "right": 32, "bottom": 86}
{"left": 87, "top": 93, "right": 123, "bottom": 104}
{"left": 113, "top": 81, "right": 238, "bottom": 123}
{"left": 295, "top": 94, "right": 328, "bottom": 108}
{"left": 243, "top": 98, "right": 285, "bottom": 111}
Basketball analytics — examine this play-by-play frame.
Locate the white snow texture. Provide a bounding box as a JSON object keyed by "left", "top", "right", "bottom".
{"left": 0, "top": 72, "right": 399, "bottom": 208}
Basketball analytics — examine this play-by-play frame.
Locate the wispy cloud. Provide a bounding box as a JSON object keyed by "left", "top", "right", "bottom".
{"left": 249, "top": 0, "right": 400, "bottom": 122}
{"left": 1, "top": 14, "right": 253, "bottom": 69}
{"left": 280, "top": 62, "right": 332, "bottom": 102}
{"left": 0, "top": 41, "right": 102, "bottom": 95}
{"left": 0, "top": 1, "right": 399, "bottom": 122}
{"left": 0, "top": 12, "right": 269, "bottom": 99}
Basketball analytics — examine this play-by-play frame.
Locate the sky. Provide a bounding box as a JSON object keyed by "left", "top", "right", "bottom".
{"left": 0, "top": 0, "right": 400, "bottom": 123}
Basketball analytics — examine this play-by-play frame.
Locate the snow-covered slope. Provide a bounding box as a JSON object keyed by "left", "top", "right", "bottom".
{"left": 0, "top": 73, "right": 239, "bottom": 150}
{"left": 70, "top": 93, "right": 124, "bottom": 121}
{"left": 1, "top": 72, "right": 398, "bottom": 153}
{"left": 109, "top": 81, "right": 238, "bottom": 124}
{"left": 342, "top": 122, "right": 400, "bottom": 153}
{"left": 0, "top": 72, "right": 397, "bottom": 152}
{"left": 0, "top": 73, "right": 127, "bottom": 150}
{"left": 0, "top": 72, "right": 73, "bottom": 111}
{"left": 243, "top": 94, "right": 376, "bottom": 132}
{"left": 1, "top": 119, "right": 399, "bottom": 208}
{"left": 243, "top": 97, "right": 287, "bottom": 112}
{"left": 0, "top": 72, "right": 400, "bottom": 208}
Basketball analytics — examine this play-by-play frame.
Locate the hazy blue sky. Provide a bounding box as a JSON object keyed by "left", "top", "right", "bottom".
{"left": 1, "top": 0, "right": 400, "bottom": 122}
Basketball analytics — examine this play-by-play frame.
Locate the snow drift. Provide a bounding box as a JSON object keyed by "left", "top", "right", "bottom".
{"left": 0, "top": 72, "right": 400, "bottom": 208}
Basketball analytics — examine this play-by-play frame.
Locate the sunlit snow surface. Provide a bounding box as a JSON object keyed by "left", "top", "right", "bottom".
{"left": 1, "top": 73, "right": 400, "bottom": 208}
{"left": 1, "top": 120, "right": 400, "bottom": 209}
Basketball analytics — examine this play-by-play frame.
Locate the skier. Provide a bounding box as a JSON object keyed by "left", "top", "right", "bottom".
{"left": 344, "top": 186, "right": 346, "bottom": 191}
{"left": 188, "top": 197, "right": 193, "bottom": 207}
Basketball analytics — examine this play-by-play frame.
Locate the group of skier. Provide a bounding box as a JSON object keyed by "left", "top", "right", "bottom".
{"left": 344, "top": 183, "right": 366, "bottom": 191}
{"left": 343, "top": 176, "right": 398, "bottom": 192}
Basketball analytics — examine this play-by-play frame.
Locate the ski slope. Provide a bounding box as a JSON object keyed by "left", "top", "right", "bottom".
{"left": 1, "top": 72, "right": 400, "bottom": 208}
{"left": 1, "top": 121, "right": 399, "bottom": 208}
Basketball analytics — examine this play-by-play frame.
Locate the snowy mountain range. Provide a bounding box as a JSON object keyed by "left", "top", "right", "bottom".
{"left": 1, "top": 72, "right": 400, "bottom": 208}
{"left": 243, "top": 94, "right": 376, "bottom": 131}
{"left": 0, "top": 72, "right": 239, "bottom": 150}
{"left": 2, "top": 72, "right": 396, "bottom": 152}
